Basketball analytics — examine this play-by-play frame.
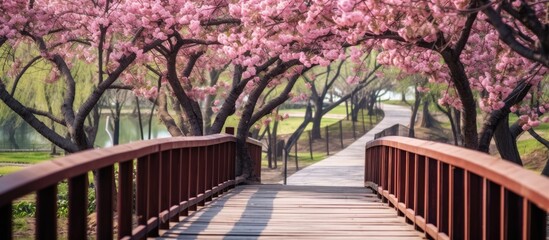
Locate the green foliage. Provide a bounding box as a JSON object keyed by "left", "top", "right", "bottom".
{"left": 12, "top": 185, "right": 96, "bottom": 218}
{"left": 12, "top": 201, "right": 36, "bottom": 218}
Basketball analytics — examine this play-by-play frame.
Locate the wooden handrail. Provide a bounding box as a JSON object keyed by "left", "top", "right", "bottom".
{"left": 0, "top": 134, "right": 262, "bottom": 240}
{"left": 365, "top": 136, "right": 548, "bottom": 240}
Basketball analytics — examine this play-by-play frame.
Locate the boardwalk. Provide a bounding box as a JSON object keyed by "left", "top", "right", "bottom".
{"left": 160, "top": 185, "right": 424, "bottom": 239}
{"left": 159, "top": 104, "right": 419, "bottom": 239}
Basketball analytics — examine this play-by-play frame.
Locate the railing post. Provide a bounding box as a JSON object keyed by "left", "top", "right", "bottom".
{"left": 0, "top": 203, "right": 12, "bottom": 240}
{"left": 159, "top": 150, "right": 171, "bottom": 229}
{"left": 136, "top": 156, "right": 149, "bottom": 239}
{"left": 213, "top": 144, "right": 220, "bottom": 198}
{"left": 96, "top": 166, "right": 114, "bottom": 240}
{"left": 180, "top": 149, "right": 190, "bottom": 216}
{"left": 451, "top": 168, "right": 464, "bottom": 239}
{"left": 225, "top": 127, "right": 235, "bottom": 135}
{"left": 37, "top": 184, "right": 58, "bottom": 240}
{"left": 68, "top": 174, "right": 88, "bottom": 240}
{"left": 198, "top": 147, "right": 207, "bottom": 206}
{"left": 147, "top": 153, "right": 160, "bottom": 237}
{"left": 205, "top": 145, "right": 214, "bottom": 202}
{"left": 170, "top": 149, "right": 181, "bottom": 222}
{"left": 189, "top": 148, "right": 198, "bottom": 211}
{"left": 118, "top": 160, "right": 133, "bottom": 238}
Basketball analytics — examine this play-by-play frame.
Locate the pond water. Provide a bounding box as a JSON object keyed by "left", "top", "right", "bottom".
{"left": 0, "top": 114, "right": 171, "bottom": 150}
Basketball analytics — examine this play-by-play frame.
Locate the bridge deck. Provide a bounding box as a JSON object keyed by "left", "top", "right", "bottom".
{"left": 159, "top": 185, "right": 424, "bottom": 239}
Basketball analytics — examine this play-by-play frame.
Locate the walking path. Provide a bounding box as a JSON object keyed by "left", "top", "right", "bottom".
{"left": 159, "top": 104, "right": 422, "bottom": 239}
{"left": 286, "top": 104, "right": 411, "bottom": 186}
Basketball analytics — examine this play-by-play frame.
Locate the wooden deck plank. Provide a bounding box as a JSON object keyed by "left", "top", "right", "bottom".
{"left": 158, "top": 185, "right": 425, "bottom": 239}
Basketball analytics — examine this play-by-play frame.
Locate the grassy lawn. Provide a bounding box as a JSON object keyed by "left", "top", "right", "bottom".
{"left": 280, "top": 105, "right": 350, "bottom": 116}
{"left": 0, "top": 152, "right": 53, "bottom": 164}
{"left": 222, "top": 115, "right": 341, "bottom": 135}
{"left": 0, "top": 166, "right": 24, "bottom": 176}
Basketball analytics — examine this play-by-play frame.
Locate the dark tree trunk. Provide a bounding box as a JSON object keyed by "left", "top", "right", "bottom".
{"left": 265, "top": 125, "right": 274, "bottom": 169}
{"left": 440, "top": 49, "right": 478, "bottom": 149}
{"left": 542, "top": 161, "right": 549, "bottom": 177}
{"left": 271, "top": 108, "right": 280, "bottom": 163}
{"left": 453, "top": 108, "right": 463, "bottom": 144}
{"left": 284, "top": 103, "right": 313, "bottom": 152}
{"left": 112, "top": 102, "right": 121, "bottom": 145}
{"left": 478, "top": 82, "right": 531, "bottom": 153}
{"left": 493, "top": 115, "right": 522, "bottom": 165}
{"left": 408, "top": 89, "right": 421, "bottom": 138}
{"left": 420, "top": 98, "right": 436, "bottom": 128}
{"left": 311, "top": 99, "right": 323, "bottom": 139}
{"left": 351, "top": 97, "right": 366, "bottom": 121}
{"left": 135, "top": 96, "right": 144, "bottom": 140}
{"left": 432, "top": 95, "right": 459, "bottom": 145}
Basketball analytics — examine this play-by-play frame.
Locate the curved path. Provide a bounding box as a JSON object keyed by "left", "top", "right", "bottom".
{"left": 286, "top": 104, "right": 411, "bottom": 186}
{"left": 160, "top": 104, "right": 423, "bottom": 239}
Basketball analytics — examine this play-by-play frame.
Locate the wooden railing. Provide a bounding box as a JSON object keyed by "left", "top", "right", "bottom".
{"left": 373, "top": 124, "right": 409, "bottom": 139}
{"left": 0, "top": 134, "right": 262, "bottom": 240}
{"left": 365, "top": 136, "right": 549, "bottom": 240}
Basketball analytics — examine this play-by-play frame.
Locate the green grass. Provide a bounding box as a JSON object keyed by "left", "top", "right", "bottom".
{"left": 0, "top": 152, "right": 53, "bottom": 164}
{"left": 0, "top": 166, "right": 24, "bottom": 176}
{"left": 516, "top": 138, "right": 544, "bottom": 156}
{"left": 223, "top": 116, "right": 341, "bottom": 135}
{"left": 280, "top": 105, "right": 350, "bottom": 116}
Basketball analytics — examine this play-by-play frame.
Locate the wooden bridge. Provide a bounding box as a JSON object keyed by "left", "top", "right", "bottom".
{"left": 0, "top": 133, "right": 548, "bottom": 239}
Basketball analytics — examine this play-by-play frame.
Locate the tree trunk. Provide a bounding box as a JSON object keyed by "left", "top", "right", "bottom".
{"left": 493, "top": 115, "right": 522, "bottom": 165}
{"left": 7, "top": 122, "right": 19, "bottom": 149}
{"left": 432, "top": 95, "right": 459, "bottom": 145}
{"left": 265, "top": 125, "right": 273, "bottom": 169}
{"left": 351, "top": 97, "right": 366, "bottom": 122}
{"left": 135, "top": 96, "right": 144, "bottom": 140}
{"left": 453, "top": 108, "right": 463, "bottom": 144}
{"left": 542, "top": 161, "right": 549, "bottom": 177}
{"left": 478, "top": 82, "right": 531, "bottom": 153}
{"left": 440, "top": 49, "right": 478, "bottom": 149}
{"left": 271, "top": 108, "right": 280, "bottom": 163}
{"left": 112, "top": 102, "right": 121, "bottom": 145}
{"left": 420, "top": 98, "right": 436, "bottom": 128}
{"left": 408, "top": 89, "right": 421, "bottom": 138}
{"left": 311, "top": 99, "right": 323, "bottom": 139}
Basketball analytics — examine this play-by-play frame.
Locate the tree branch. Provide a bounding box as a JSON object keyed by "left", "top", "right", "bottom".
{"left": 455, "top": 10, "right": 478, "bottom": 55}
{"left": 28, "top": 108, "right": 66, "bottom": 125}
{"left": 11, "top": 56, "right": 41, "bottom": 95}
{"left": 0, "top": 82, "right": 77, "bottom": 152}
{"left": 481, "top": 3, "right": 549, "bottom": 67}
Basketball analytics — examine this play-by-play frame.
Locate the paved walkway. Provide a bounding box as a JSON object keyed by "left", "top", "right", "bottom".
{"left": 159, "top": 104, "right": 421, "bottom": 239}
{"left": 286, "top": 104, "right": 411, "bottom": 186}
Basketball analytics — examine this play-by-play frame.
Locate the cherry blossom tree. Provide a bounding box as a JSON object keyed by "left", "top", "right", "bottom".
{"left": 0, "top": 0, "right": 237, "bottom": 152}
{"left": 330, "top": 0, "right": 548, "bottom": 154}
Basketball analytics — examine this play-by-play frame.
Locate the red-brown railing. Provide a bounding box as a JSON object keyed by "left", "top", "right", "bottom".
{"left": 365, "top": 136, "right": 549, "bottom": 240}
{"left": 0, "top": 134, "right": 262, "bottom": 240}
